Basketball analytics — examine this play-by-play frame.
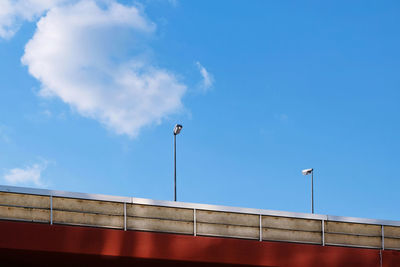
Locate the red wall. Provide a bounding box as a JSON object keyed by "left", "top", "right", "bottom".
{"left": 0, "top": 220, "right": 399, "bottom": 266}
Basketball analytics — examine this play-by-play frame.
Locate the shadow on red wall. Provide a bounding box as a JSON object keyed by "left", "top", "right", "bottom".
{"left": 0, "top": 220, "right": 399, "bottom": 267}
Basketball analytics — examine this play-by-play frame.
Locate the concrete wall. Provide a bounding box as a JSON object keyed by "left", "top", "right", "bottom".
{"left": 0, "top": 191, "right": 399, "bottom": 250}
{"left": 126, "top": 204, "right": 193, "bottom": 234}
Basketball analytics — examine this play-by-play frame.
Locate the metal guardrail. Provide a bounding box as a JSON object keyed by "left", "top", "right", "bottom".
{"left": 0, "top": 185, "right": 399, "bottom": 250}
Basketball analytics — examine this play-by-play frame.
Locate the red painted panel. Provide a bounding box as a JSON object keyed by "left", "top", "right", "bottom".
{"left": 0, "top": 220, "right": 396, "bottom": 266}
{"left": 0, "top": 248, "right": 256, "bottom": 267}
{"left": 382, "top": 250, "right": 400, "bottom": 267}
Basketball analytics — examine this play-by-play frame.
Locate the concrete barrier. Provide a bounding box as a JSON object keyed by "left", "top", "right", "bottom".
{"left": 0, "top": 206, "right": 49, "bottom": 223}
{"left": 196, "top": 210, "right": 259, "bottom": 239}
{"left": 126, "top": 204, "right": 193, "bottom": 234}
{"left": 53, "top": 197, "right": 124, "bottom": 215}
{"left": 127, "top": 217, "right": 193, "bottom": 234}
{"left": 325, "top": 221, "right": 382, "bottom": 248}
{"left": 384, "top": 226, "right": 400, "bottom": 250}
{"left": 0, "top": 192, "right": 50, "bottom": 223}
{"left": 0, "top": 186, "right": 399, "bottom": 251}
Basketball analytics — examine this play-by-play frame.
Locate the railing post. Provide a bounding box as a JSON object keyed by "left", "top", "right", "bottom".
{"left": 259, "top": 214, "right": 262, "bottom": 242}
{"left": 194, "top": 209, "right": 197, "bottom": 236}
{"left": 322, "top": 219, "right": 325, "bottom": 246}
{"left": 381, "top": 225, "right": 384, "bottom": 250}
{"left": 124, "top": 202, "right": 127, "bottom": 231}
{"left": 50, "top": 195, "right": 53, "bottom": 225}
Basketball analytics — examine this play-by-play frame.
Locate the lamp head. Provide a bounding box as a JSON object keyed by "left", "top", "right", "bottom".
{"left": 173, "top": 124, "right": 183, "bottom": 135}
{"left": 302, "top": 168, "right": 313, "bottom": 175}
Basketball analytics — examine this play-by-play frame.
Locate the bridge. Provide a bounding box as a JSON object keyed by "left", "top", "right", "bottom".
{"left": 0, "top": 185, "right": 399, "bottom": 266}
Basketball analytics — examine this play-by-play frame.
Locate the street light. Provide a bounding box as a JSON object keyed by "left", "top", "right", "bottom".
{"left": 173, "top": 124, "right": 183, "bottom": 201}
{"left": 302, "top": 168, "right": 314, "bottom": 214}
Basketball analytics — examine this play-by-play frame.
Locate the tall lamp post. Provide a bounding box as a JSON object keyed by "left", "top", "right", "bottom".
{"left": 302, "top": 168, "right": 314, "bottom": 214}
{"left": 173, "top": 124, "right": 183, "bottom": 201}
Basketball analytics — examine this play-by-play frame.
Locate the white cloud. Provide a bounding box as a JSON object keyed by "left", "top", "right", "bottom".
{"left": 196, "top": 61, "right": 214, "bottom": 91}
{"left": 0, "top": 0, "right": 66, "bottom": 39}
{"left": 4, "top": 163, "right": 47, "bottom": 186}
{"left": 22, "top": 0, "right": 186, "bottom": 137}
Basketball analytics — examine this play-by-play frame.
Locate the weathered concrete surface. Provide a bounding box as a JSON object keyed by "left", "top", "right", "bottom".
{"left": 53, "top": 210, "right": 123, "bottom": 228}
{"left": 197, "top": 222, "right": 259, "bottom": 239}
{"left": 0, "top": 192, "right": 49, "bottom": 209}
{"left": 127, "top": 217, "right": 193, "bottom": 234}
{"left": 325, "top": 221, "right": 381, "bottom": 236}
{"left": 263, "top": 215, "right": 322, "bottom": 231}
{"left": 263, "top": 228, "right": 321, "bottom": 243}
{"left": 127, "top": 204, "right": 193, "bottom": 221}
{"left": 325, "top": 233, "right": 381, "bottom": 248}
{"left": 197, "top": 210, "right": 259, "bottom": 226}
{"left": 53, "top": 197, "right": 124, "bottom": 215}
{"left": 0, "top": 205, "right": 49, "bottom": 222}
{"left": 384, "top": 237, "right": 400, "bottom": 250}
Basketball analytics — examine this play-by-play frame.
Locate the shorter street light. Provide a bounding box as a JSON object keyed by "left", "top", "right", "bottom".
{"left": 173, "top": 124, "right": 183, "bottom": 201}
{"left": 302, "top": 168, "right": 314, "bottom": 214}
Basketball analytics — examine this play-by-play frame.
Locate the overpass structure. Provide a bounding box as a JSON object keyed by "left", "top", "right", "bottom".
{"left": 0, "top": 185, "right": 399, "bottom": 266}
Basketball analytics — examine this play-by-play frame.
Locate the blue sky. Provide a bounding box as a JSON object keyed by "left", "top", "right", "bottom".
{"left": 0, "top": 0, "right": 399, "bottom": 221}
